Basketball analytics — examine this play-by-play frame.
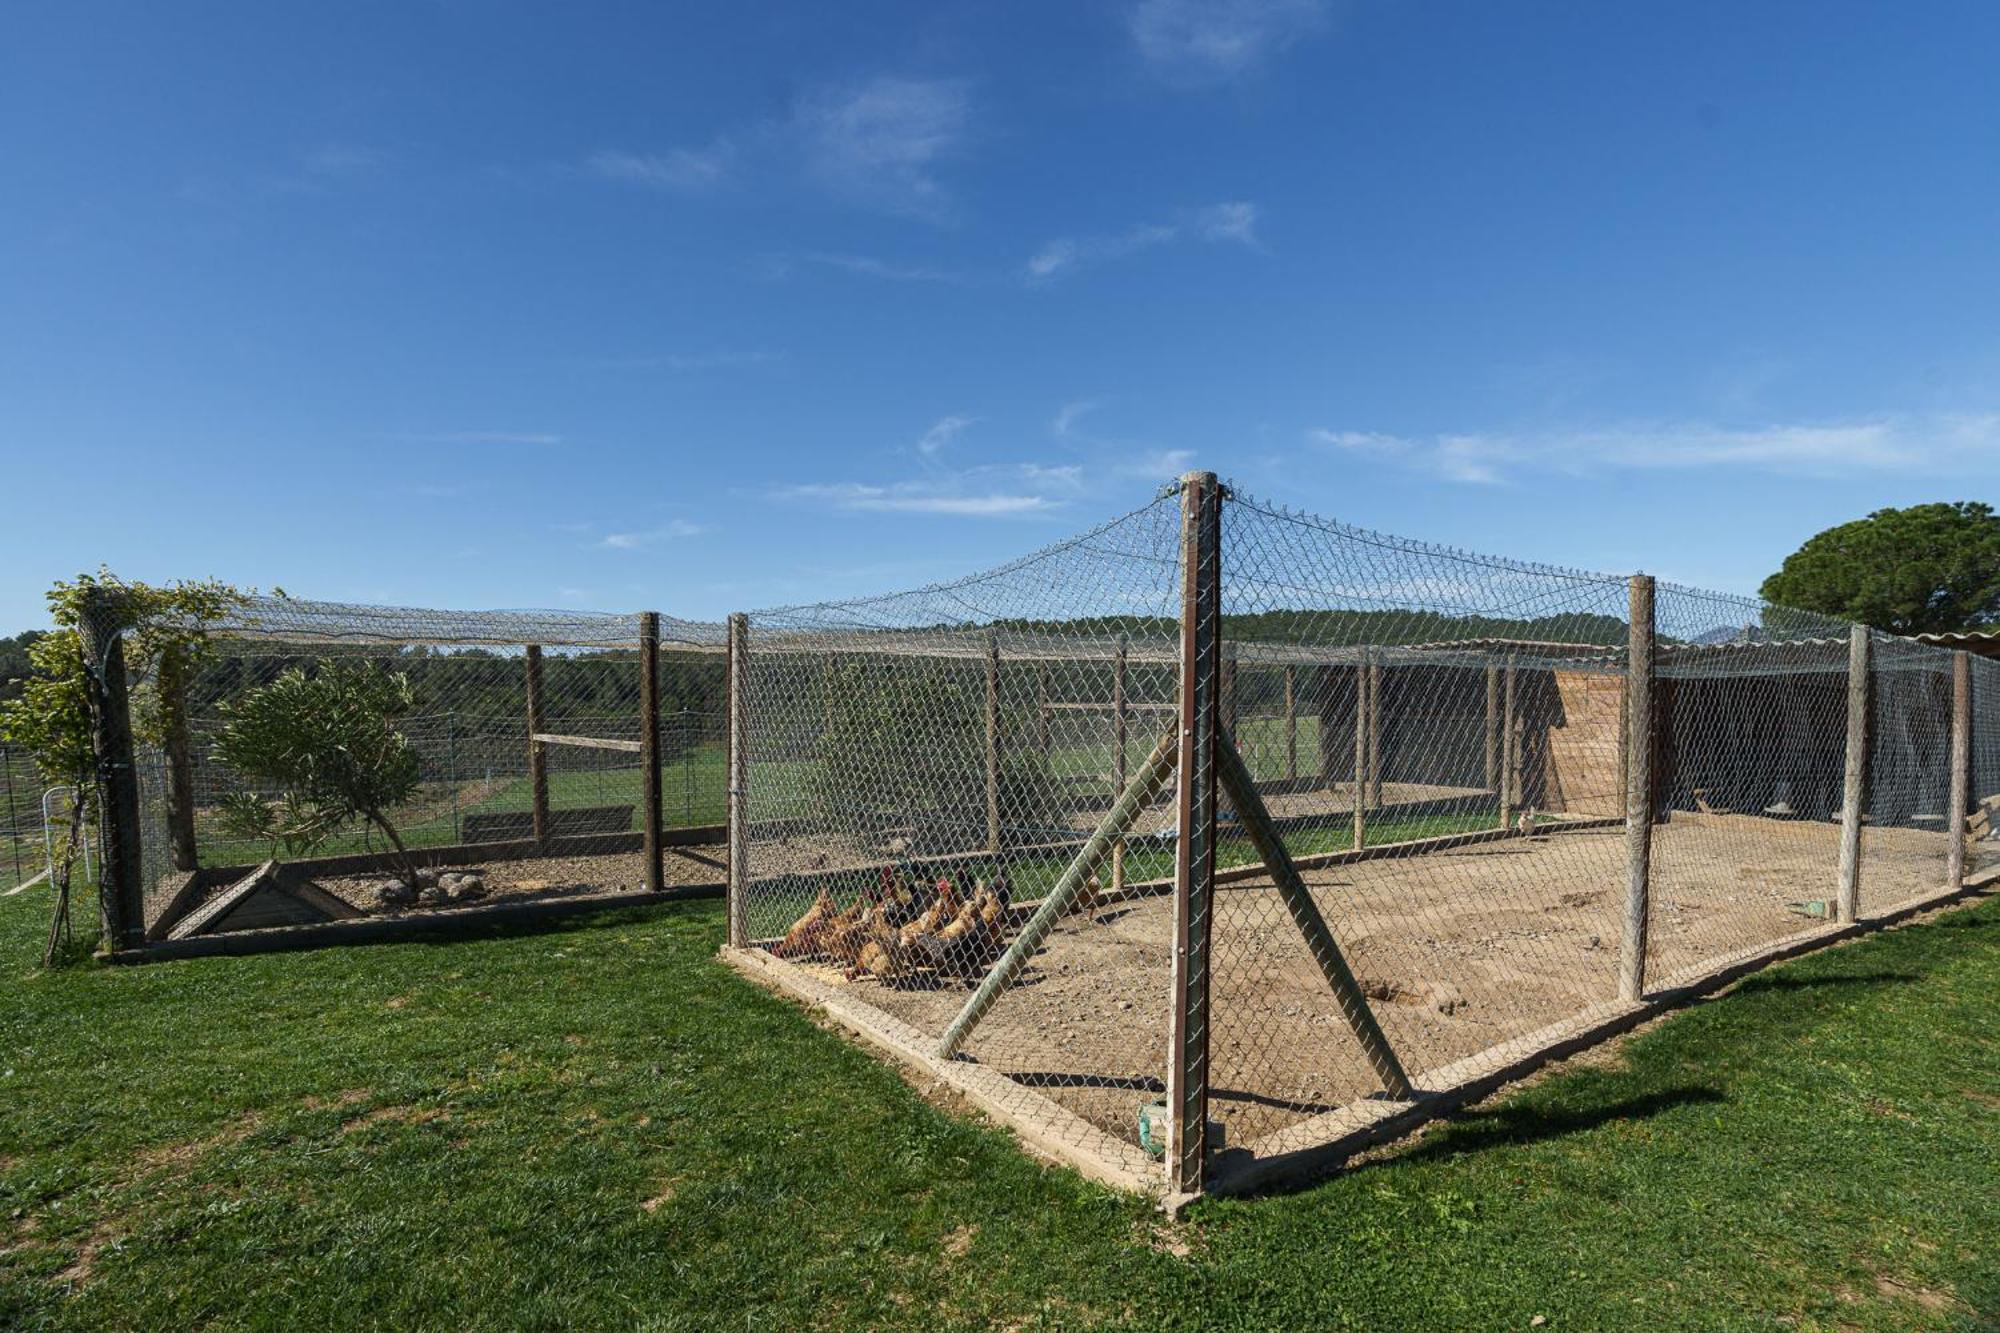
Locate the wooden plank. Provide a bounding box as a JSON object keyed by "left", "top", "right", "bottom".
{"left": 169, "top": 859, "right": 276, "bottom": 939}
{"left": 722, "top": 945, "right": 1160, "bottom": 1195}
{"left": 1621, "top": 574, "right": 1655, "bottom": 1001}
{"left": 1168, "top": 469, "right": 1221, "bottom": 1195}
{"left": 115, "top": 883, "right": 723, "bottom": 964}
{"left": 727, "top": 612, "right": 749, "bottom": 948}
{"left": 524, "top": 644, "right": 550, "bottom": 842}
{"left": 640, "top": 611, "right": 665, "bottom": 894}
{"left": 530, "top": 732, "right": 644, "bottom": 754}
{"left": 1215, "top": 737, "right": 1411, "bottom": 1096}
{"left": 462, "top": 804, "right": 634, "bottom": 843}
{"left": 1837, "top": 625, "right": 1870, "bottom": 922}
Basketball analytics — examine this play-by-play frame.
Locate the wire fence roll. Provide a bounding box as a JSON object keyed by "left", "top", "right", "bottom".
{"left": 723, "top": 474, "right": 1995, "bottom": 1196}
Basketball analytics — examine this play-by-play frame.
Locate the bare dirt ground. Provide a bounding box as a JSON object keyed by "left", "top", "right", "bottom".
{"left": 315, "top": 844, "right": 725, "bottom": 916}
{"left": 778, "top": 813, "right": 1953, "bottom": 1153}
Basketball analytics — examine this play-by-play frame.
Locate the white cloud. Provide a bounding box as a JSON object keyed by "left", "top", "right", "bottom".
{"left": 778, "top": 483, "right": 1059, "bottom": 517}
{"left": 1306, "top": 413, "right": 2000, "bottom": 484}
{"left": 586, "top": 145, "right": 732, "bottom": 191}
{"left": 1052, "top": 399, "right": 1106, "bottom": 438}
{"left": 1127, "top": 0, "right": 1329, "bottom": 82}
{"left": 589, "top": 75, "right": 968, "bottom": 219}
{"left": 776, "top": 462, "right": 1083, "bottom": 518}
{"left": 795, "top": 76, "right": 969, "bottom": 216}
{"left": 1027, "top": 202, "right": 1259, "bottom": 280}
{"left": 916, "top": 414, "right": 975, "bottom": 456}
{"left": 793, "top": 252, "right": 969, "bottom": 284}
{"left": 414, "top": 431, "right": 563, "bottom": 446}
{"left": 598, "top": 519, "right": 706, "bottom": 549}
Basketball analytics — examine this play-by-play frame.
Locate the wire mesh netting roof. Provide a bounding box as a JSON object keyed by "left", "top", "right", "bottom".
{"left": 199, "top": 595, "right": 726, "bottom": 651}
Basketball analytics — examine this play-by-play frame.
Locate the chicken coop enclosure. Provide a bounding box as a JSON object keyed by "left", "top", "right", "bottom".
{"left": 80, "top": 598, "right": 729, "bottom": 948}
{"left": 721, "top": 472, "right": 2000, "bottom": 1200}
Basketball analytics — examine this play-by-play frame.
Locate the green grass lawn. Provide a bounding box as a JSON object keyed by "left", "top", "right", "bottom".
{"left": 4, "top": 873, "right": 1995, "bottom": 1328}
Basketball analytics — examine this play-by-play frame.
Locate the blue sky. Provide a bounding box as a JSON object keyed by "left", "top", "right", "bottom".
{"left": 3, "top": 0, "right": 1998, "bottom": 630}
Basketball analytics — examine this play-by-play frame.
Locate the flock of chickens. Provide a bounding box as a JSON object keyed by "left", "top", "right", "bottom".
{"left": 771, "top": 867, "right": 1014, "bottom": 985}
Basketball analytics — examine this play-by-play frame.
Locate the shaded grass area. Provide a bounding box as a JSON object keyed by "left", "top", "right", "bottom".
{"left": 4, "top": 872, "right": 1995, "bottom": 1328}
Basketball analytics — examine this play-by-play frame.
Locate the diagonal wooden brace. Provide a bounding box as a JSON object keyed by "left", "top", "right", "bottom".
{"left": 1215, "top": 736, "right": 1414, "bottom": 1098}
{"left": 936, "top": 729, "right": 1180, "bottom": 1060}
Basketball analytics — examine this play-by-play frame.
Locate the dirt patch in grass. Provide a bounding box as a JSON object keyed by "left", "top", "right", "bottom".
{"left": 131, "top": 1109, "right": 265, "bottom": 1176}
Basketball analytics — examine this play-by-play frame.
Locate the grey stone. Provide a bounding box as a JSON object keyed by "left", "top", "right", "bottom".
{"left": 374, "top": 880, "right": 416, "bottom": 908}
{"left": 417, "top": 884, "right": 450, "bottom": 907}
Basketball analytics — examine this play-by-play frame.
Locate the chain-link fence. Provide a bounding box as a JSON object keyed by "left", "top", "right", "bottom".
{"left": 722, "top": 474, "right": 1996, "bottom": 1199}
{"left": 115, "top": 597, "right": 727, "bottom": 940}
{"left": 2, "top": 744, "right": 49, "bottom": 890}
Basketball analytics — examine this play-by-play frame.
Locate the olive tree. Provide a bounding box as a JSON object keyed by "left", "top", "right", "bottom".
{"left": 211, "top": 662, "right": 425, "bottom": 886}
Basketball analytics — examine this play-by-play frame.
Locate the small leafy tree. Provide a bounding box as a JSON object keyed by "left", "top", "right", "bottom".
{"left": 0, "top": 571, "right": 248, "bottom": 962}
{"left": 211, "top": 663, "right": 425, "bottom": 885}
{"left": 1760, "top": 502, "right": 2000, "bottom": 635}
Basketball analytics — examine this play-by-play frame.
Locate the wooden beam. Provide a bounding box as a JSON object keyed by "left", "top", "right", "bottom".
{"left": 1947, "top": 650, "right": 1970, "bottom": 893}
{"left": 727, "top": 612, "right": 749, "bottom": 947}
{"left": 640, "top": 612, "right": 665, "bottom": 893}
{"left": 1168, "top": 469, "right": 1221, "bottom": 1195}
{"left": 936, "top": 730, "right": 1178, "bottom": 1060}
{"left": 1837, "top": 624, "right": 1870, "bottom": 923}
{"left": 530, "top": 732, "right": 644, "bottom": 753}
{"left": 524, "top": 644, "right": 550, "bottom": 843}
{"left": 1620, "top": 574, "right": 1655, "bottom": 1002}
{"left": 1036, "top": 662, "right": 1052, "bottom": 757}
{"left": 1215, "top": 737, "right": 1412, "bottom": 1096}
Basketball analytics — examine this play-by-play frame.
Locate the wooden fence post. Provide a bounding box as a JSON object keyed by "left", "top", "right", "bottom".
{"left": 1036, "top": 662, "right": 1052, "bottom": 758}
{"left": 985, "top": 629, "right": 1002, "bottom": 855}
{"left": 1112, "top": 635, "right": 1128, "bottom": 893}
{"left": 1946, "top": 650, "right": 1969, "bottom": 894}
{"left": 77, "top": 593, "right": 144, "bottom": 950}
{"left": 1316, "top": 665, "right": 1339, "bottom": 790}
{"left": 1619, "top": 575, "right": 1655, "bottom": 1001}
{"left": 639, "top": 612, "right": 664, "bottom": 893}
{"left": 1367, "top": 652, "right": 1385, "bottom": 809}
{"left": 1501, "top": 664, "right": 1513, "bottom": 824}
{"left": 524, "top": 644, "right": 550, "bottom": 843}
{"left": 1168, "top": 470, "right": 1222, "bottom": 1196}
{"left": 1837, "top": 625, "right": 1870, "bottom": 923}
{"left": 1352, "top": 648, "right": 1369, "bottom": 852}
{"left": 1484, "top": 662, "right": 1500, "bottom": 793}
{"left": 159, "top": 642, "right": 199, "bottom": 873}
{"left": 1283, "top": 665, "right": 1298, "bottom": 783}
{"left": 727, "top": 613, "right": 749, "bottom": 946}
